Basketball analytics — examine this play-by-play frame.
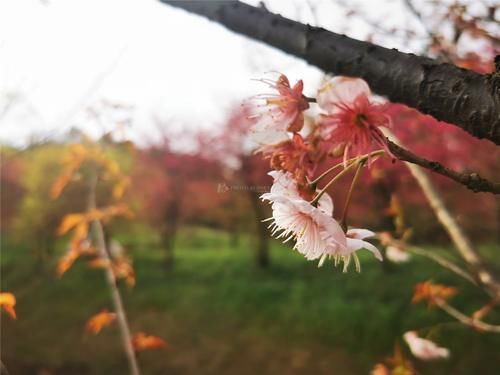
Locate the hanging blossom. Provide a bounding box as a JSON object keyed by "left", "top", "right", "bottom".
{"left": 386, "top": 245, "right": 411, "bottom": 263}
{"left": 318, "top": 228, "right": 383, "bottom": 270}
{"left": 248, "top": 74, "right": 310, "bottom": 146}
{"left": 403, "top": 331, "right": 450, "bottom": 361}
{"left": 261, "top": 171, "right": 382, "bottom": 269}
{"left": 317, "top": 77, "right": 393, "bottom": 164}
{"left": 259, "top": 133, "right": 318, "bottom": 192}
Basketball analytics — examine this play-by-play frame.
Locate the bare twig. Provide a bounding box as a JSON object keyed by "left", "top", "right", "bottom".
{"left": 88, "top": 169, "right": 141, "bottom": 375}
{"left": 436, "top": 299, "right": 500, "bottom": 333}
{"left": 407, "top": 246, "right": 477, "bottom": 285}
{"left": 386, "top": 129, "right": 500, "bottom": 301}
{"left": 387, "top": 140, "right": 500, "bottom": 194}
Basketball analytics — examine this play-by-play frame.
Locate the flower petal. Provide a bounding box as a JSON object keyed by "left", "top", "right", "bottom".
{"left": 347, "top": 238, "right": 383, "bottom": 261}
{"left": 346, "top": 228, "right": 375, "bottom": 240}
{"left": 318, "top": 77, "right": 371, "bottom": 112}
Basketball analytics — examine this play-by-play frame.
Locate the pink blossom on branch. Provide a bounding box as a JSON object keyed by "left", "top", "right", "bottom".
{"left": 261, "top": 171, "right": 382, "bottom": 270}
{"left": 248, "top": 74, "right": 309, "bottom": 146}
{"left": 261, "top": 171, "right": 347, "bottom": 261}
{"left": 317, "top": 77, "right": 393, "bottom": 164}
{"left": 386, "top": 245, "right": 411, "bottom": 263}
{"left": 259, "top": 133, "right": 319, "bottom": 192}
{"left": 403, "top": 331, "right": 450, "bottom": 361}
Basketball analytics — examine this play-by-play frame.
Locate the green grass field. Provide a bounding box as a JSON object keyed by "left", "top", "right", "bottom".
{"left": 2, "top": 228, "right": 500, "bottom": 374}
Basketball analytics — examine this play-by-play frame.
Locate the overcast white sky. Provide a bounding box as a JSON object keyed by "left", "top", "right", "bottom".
{"left": 0, "top": 0, "right": 442, "bottom": 146}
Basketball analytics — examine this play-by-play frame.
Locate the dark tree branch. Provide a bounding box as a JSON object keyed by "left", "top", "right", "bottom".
{"left": 160, "top": 0, "right": 500, "bottom": 145}
{"left": 387, "top": 140, "right": 500, "bottom": 194}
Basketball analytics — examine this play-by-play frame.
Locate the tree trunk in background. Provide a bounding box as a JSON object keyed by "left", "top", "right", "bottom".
{"left": 248, "top": 189, "right": 270, "bottom": 268}
{"left": 228, "top": 221, "right": 239, "bottom": 249}
{"left": 162, "top": 200, "right": 179, "bottom": 269}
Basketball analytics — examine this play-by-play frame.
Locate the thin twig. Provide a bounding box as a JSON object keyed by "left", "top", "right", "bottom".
{"left": 402, "top": 0, "right": 453, "bottom": 61}
{"left": 340, "top": 159, "right": 365, "bottom": 228}
{"left": 436, "top": 299, "right": 500, "bottom": 333}
{"left": 310, "top": 162, "right": 355, "bottom": 206}
{"left": 88, "top": 169, "right": 141, "bottom": 375}
{"left": 387, "top": 140, "right": 500, "bottom": 194}
{"left": 385, "top": 130, "right": 500, "bottom": 301}
{"left": 408, "top": 246, "right": 477, "bottom": 285}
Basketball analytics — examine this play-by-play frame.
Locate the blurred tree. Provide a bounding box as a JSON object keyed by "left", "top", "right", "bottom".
{"left": 132, "top": 129, "right": 226, "bottom": 268}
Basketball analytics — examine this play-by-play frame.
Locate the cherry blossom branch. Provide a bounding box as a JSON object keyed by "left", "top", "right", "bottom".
{"left": 88, "top": 169, "right": 141, "bottom": 375}
{"left": 435, "top": 299, "right": 500, "bottom": 333}
{"left": 310, "top": 161, "right": 356, "bottom": 206}
{"left": 386, "top": 130, "right": 500, "bottom": 301}
{"left": 407, "top": 246, "right": 477, "bottom": 285}
{"left": 387, "top": 140, "right": 500, "bottom": 194}
{"left": 309, "top": 150, "right": 382, "bottom": 185}
{"left": 160, "top": 0, "right": 500, "bottom": 145}
{"left": 340, "top": 159, "right": 365, "bottom": 228}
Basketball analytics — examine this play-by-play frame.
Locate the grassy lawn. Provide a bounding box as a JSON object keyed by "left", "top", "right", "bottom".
{"left": 2, "top": 228, "right": 500, "bottom": 374}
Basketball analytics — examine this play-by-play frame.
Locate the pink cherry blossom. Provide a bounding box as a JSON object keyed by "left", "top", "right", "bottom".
{"left": 403, "top": 331, "right": 450, "bottom": 361}
{"left": 318, "top": 227, "right": 383, "bottom": 270}
{"left": 317, "top": 76, "right": 392, "bottom": 164}
{"left": 386, "top": 245, "right": 411, "bottom": 263}
{"left": 261, "top": 171, "right": 347, "bottom": 261}
{"left": 249, "top": 74, "right": 309, "bottom": 146}
{"left": 261, "top": 171, "right": 381, "bottom": 269}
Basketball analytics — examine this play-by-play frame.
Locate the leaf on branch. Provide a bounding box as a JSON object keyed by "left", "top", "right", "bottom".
{"left": 0, "top": 292, "right": 17, "bottom": 319}
{"left": 112, "top": 176, "right": 131, "bottom": 200}
{"left": 412, "top": 281, "right": 458, "bottom": 306}
{"left": 87, "top": 257, "right": 110, "bottom": 269}
{"left": 112, "top": 256, "right": 136, "bottom": 288}
{"left": 57, "top": 227, "right": 90, "bottom": 276}
{"left": 86, "top": 309, "right": 116, "bottom": 334}
{"left": 131, "top": 332, "right": 168, "bottom": 351}
{"left": 50, "top": 172, "right": 73, "bottom": 199}
{"left": 51, "top": 144, "right": 89, "bottom": 199}
{"left": 56, "top": 214, "right": 85, "bottom": 236}
{"left": 57, "top": 249, "right": 80, "bottom": 277}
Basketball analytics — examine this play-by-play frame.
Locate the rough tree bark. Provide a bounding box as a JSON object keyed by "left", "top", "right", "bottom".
{"left": 160, "top": 0, "right": 500, "bottom": 145}
{"left": 247, "top": 189, "right": 270, "bottom": 268}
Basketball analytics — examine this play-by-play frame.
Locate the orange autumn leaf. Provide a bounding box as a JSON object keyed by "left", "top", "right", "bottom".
{"left": 472, "top": 301, "right": 497, "bottom": 322}
{"left": 57, "top": 250, "right": 80, "bottom": 276}
{"left": 112, "top": 256, "right": 135, "bottom": 288}
{"left": 112, "top": 176, "right": 131, "bottom": 200}
{"left": 87, "top": 257, "right": 110, "bottom": 269}
{"left": 57, "top": 213, "right": 85, "bottom": 236}
{"left": 412, "top": 281, "right": 458, "bottom": 306}
{"left": 131, "top": 332, "right": 168, "bottom": 352}
{"left": 0, "top": 292, "right": 17, "bottom": 319}
{"left": 50, "top": 172, "right": 72, "bottom": 199}
{"left": 86, "top": 310, "right": 117, "bottom": 334}
{"left": 71, "top": 222, "right": 89, "bottom": 246}
{"left": 370, "top": 363, "right": 390, "bottom": 375}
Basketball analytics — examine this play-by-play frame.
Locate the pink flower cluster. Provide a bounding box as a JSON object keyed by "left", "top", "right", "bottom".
{"left": 261, "top": 171, "right": 381, "bottom": 270}
{"left": 404, "top": 331, "right": 450, "bottom": 361}
{"left": 248, "top": 73, "right": 391, "bottom": 269}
